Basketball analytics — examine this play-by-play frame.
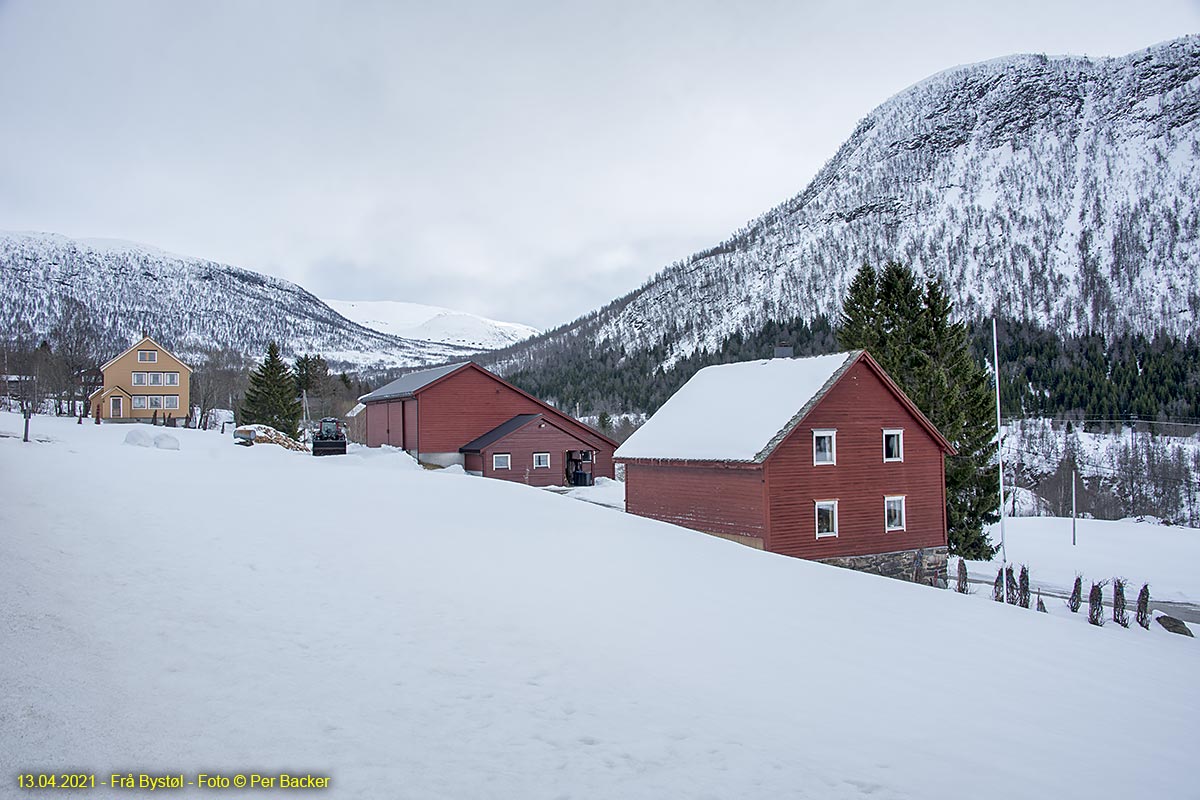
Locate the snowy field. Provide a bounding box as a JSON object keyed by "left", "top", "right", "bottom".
{"left": 959, "top": 516, "right": 1200, "bottom": 604}
{"left": 1, "top": 412, "right": 1197, "bottom": 799}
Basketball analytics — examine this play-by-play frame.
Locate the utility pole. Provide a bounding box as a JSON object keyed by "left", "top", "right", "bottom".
{"left": 992, "top": 319, "right": 1008, "bottom": 597}
{"left": 1072, "top": 469, "right": 1077, "bottom": 546}
{"left": 1128, "top": 413, "right": 1137, "bottom": 516}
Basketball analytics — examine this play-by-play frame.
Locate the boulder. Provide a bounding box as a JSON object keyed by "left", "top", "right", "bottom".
{"left": 123, "top": 429, "right": 152, "bottom": 448}
{"left": 153, "top": 433, "right": 180, "bottom": 451}
{"left": 1155, "top": 615, "right": 1194, "bottom": 637}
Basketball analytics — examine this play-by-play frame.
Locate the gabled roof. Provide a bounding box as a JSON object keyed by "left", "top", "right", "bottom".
{"left": 100, "top": 336, "right": 192, "bottom": 373}
{"left": 89, "top": 384, "right": 133, "bottom": 400}
{"left": 358, "top": 362, "right": 470, "bottom": 403}
{"left": 459, "top": 414, "right": 542, "bottom": 453}
{"left": 615, "top": 350, "right": 953, "bottom": 463}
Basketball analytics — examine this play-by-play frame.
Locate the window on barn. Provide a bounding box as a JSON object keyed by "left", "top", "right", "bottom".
{"left": 813, "top": 430, "right": 836, "bottom": 465}
{"left": 137, "top": 350, "right": 157, "bottom": 363}
{"left": 885, "top": 496, "right": 906, "bottom": 531}
{"left": 493, "top": 453, "right": 511, "bottom": 470}
{"left": 883, "top": 429, "right": 904, "bottom": 462}
{"left": 815, "top": 500, "right": 838, "bottom": 538}
{"left": 533, "top": 452, "right": 550, "bottom": 469}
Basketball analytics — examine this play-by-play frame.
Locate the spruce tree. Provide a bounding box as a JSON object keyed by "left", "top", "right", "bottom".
{"left": 240, "top": 341, "right": 302, "bottom": 439}
{"left": 1136, "top": 583, "right": 1151, "bottom": 629}
{"left": 1067, "top": 575, "right": 1083, "bottom": 613}
{"left": 838, "top": 263, "right": 880, "bottom": 356}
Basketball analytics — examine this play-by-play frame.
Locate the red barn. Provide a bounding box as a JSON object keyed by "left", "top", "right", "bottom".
{"left": 360, "top": 362, "right": 617, "bottom": 485}
{"left": 615, "top": 350, "right": 955, "bottom": 584}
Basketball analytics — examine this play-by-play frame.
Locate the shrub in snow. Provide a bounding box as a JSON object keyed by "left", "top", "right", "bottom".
{"left": 1018, "top": 565, "right": 1031, "bottom": 609}
{"left": 1088, "top": 582, "right": 1106, "bottom": 626}
{"left": 956, "top": 559, "right": 970, "bottom": 594}
{"left": 1005, "top": 565, "right": 1018, "bottom": 605}
{"left": 153, "top": 433, "right": 180, "bottom": 451}
{"left": 1136, "top": 583, "right": 1151, "bottom": 630}
{"left": 1036, "top": 591, "right": 1047, "bottom": 613}
{"left": 123, "top": 429, "right": 152, "bottom": 448}
{"left": 1067, "top": 575, "right": 1083, "bottom": 613}
{"left": 1112, "top": 578, "right": 1130, "bottom": 628}
{"left": 992, "top": 567, "right": 1005, "bottom": 602}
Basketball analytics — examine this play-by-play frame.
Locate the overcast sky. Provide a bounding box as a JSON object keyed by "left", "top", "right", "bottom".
{"left": 1, "top": 1, "right": 1197, "bottom": 329}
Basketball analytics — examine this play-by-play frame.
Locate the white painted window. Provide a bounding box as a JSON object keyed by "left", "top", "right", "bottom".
{"left": 533, "top": 452, "right": 550, "bottom": 469}
{"left": 493, "top": 453, "right": 511, "bottom": 470}
{"left": 885, "top": 496, "right": 906, "bottom": 531}
{"left": 149, "top": 395, "right": 163, "bottom": 409}
{"left": 165, "top": 372, "right": 179, "bottom": 386}
{"left": 132, "top": 372, "right": 146, "bottom": 385}
{"left": 164, "top": 395, "right": 179, "bottom": 410}
{"left": 149, "top": 372, "right": 163, "bottom": 386}
{"left": 815, "top": 500, "right": 838, "bottom": 538}
{"left": 137, "top": 350, "right": 157, "bottom": 363}
{"left": 813, "top": 429, "right": 837, "bottom": 465}
{"left": 132, "top": 396, "right": 147, "bottom": 409}
{"left": 883, "top": 429, "right": 904, "bottom": 462}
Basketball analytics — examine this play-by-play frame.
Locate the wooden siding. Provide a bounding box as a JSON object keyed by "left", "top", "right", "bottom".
{"left": 764, "top": 358, "right": 947, "bottom": 559}
{"left": 464, "top": 453, "right": 483, "bottom": 473}
{"left": 91, "top": 337, "right": 190, "bottom": 421}
{"left": 416, "top": 366, "right": 614, "bottom": 477}
{"left": 481, "top": 419, "right": 596, "bottom": 487}
{"left": 404, "top": 399, "right": 417, "bottom": 451}
{"left": 624, "top": 462, "right": 766, "bottom": 541}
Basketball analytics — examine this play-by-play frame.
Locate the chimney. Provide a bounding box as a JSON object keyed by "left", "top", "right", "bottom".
{"left": 773, "top": 342, "right": 794, "bottom": 359}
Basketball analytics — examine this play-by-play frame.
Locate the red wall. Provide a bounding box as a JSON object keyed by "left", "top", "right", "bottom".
{"left": 764, "top": 359, "right": 947, "bottom": 559}
{"left": 481, "top": 420, "right": 597, "bottom": 487}
{"left": 624, "top": 462, "right": 766, "bottom": 541}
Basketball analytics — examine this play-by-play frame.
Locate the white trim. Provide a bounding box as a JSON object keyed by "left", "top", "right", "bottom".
{"left": 132, "top": 372, "right": 147, "bottom": 386}
{"left": 533, "top": 452, "right": 550, "bottom": 469}
{"left": 812, "top": 429, "right": 837, "bottom": 466}
{"left": 815, "top": 499, "right": 838, "bottom": 538}
{"left": 164, "top": 395, "right": 179, "bottom": 410}
{"left": 137, "top": 350, "right": 158, "bottom": 363}
{"left": 165, "top": 372, "right": 179, "bottom": 386}
{"left": 493, "top": 453, "right": 511, "bottom": 470}
{"left": 885, "top": 495, "right": 906, "bottom": 532}
{"left": 148, "top": 395, "right": 163, "bottom": 409}
{"left": 883, "top": 429, "right": 904, "bottom": 463}
{"left": 132, "top": 395, "right": 147, "bottom": 409}
{"left": 110, "top": 396, "right": 123, "bottom": 418}
{"left": 148, "top": 372, "right": 163, "bottom": 386}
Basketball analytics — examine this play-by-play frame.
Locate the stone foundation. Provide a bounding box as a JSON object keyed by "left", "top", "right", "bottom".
{"left": 818, "top": 546, "right": 949, "bottom": 587}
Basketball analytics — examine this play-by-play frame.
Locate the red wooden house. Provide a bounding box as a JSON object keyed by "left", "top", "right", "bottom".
{"left": 360, "top": 362, "right": 617, "bottom": 486}
{"left": 615, "top": 350, "right": 955, "bottom": 583}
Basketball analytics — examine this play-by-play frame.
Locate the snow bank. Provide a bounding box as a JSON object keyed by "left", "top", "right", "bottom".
{"left": 123, "top": 428, "right": 152, "bottom": 447}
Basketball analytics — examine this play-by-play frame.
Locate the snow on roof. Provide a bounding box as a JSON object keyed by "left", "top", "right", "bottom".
{"left": 615, "top": 352, "right": 859, "bottom": 462}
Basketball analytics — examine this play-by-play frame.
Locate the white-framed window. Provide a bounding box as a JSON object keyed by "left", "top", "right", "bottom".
{"left": 148, "top": 395, "right": 163, "bottom": 409}
{"left": 165, "top": 372, "right": 179, "bottom": 386}
{"left": 533, "top": 452, "right": 550, "bottom": 469}
{"left": 137, "top": 350, "right": 157, "bottom": 363}
{"left": 149, "top": 372, "right": 163, "bottom": 386}
{"left": 815, "top": 499, "right": 839, "bottom": 538}
{"left": 132, "top": 372, "right": 147, "bottom": 386}
{"left": 813, "top": 429, "right": 837, "bottom": 465}
{"left": 493, "top": 453, "right": 511, "bottom": 470}
{"left": 132, "top": 396, "right": 147, "bottom": 409}
{"left": 164, "top": 395, "right": 179, "bottom": 410}
{"left": 883, "top": 429, "right": 904, "bottom": 462}
{"left": 885, "top": 495, "right": 906, "bottom": 532}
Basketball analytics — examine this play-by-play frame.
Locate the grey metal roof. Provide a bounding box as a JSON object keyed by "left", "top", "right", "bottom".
{"left": 358, "top": 362, "right": 471, "bottom": 403}
{"left": 459, "top": 414, "right": 542, "bottom": 453}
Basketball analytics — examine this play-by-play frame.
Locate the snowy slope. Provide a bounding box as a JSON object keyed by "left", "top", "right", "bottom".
{"left": 0, "top": 231, "right": 477, "bottom": 369}
{"left": 1, "top": 411, "right": 1195, "bottom": 798}
{"left": 325, "top": 299, "right": 538, "bottom": 350}
{"left": 495, "top": 35, "right": 1200, "bottom": 374}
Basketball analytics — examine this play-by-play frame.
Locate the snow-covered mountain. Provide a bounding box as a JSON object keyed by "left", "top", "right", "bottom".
{"left": 496, "top": 35, "right": 1200, "bottom": 373}
{"left": 0, "top": 231, "right": 479, "bottom": 368}
{"left": 325, "top": 299, "right": 538, "bottom": 350}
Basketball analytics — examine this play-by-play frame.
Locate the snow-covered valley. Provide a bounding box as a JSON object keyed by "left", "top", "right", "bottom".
{"left": 325, "top": 299, "right": 538, "bottom": 351}
{"left": 1, "top": 412, "right": 1195, "bottom": 798}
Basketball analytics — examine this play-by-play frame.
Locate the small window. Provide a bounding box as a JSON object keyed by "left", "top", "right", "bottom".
{"left": 165, "top": 372, "right": 179, "bottom": 386}
{"left": 580, "top": 451, "right": 592, "bottom": 462}
{"left": 149, "top": 372, "right": 163, "bottom": 386}
{"left": 883, "top": 429, "right": 904, "bottom": 462}
{"left": 137, "top": 350, "right": 157, "bottom": 363}
{"left": 148, "top": 395, "right": 163, "bottom": 409}
{"left": 885, "top": 496, "right": 906, "bottom": 531}
{"left": 493, "top": 453, "right": 511, "bottom": 470}
{"left": 132, "top": 396, "right": 147, "bottom": 409}
{"left": 132, "top": 372, "right": 146, "bottom": 386}
{"left": 815, "top": 500, "right": 838, "bottom": 538}
{"left": 813, "top": 429, "right": 836, "bottom": 465}
{"left": 164, "top": 395, "right": 179, "bottom": 410}
{"left": 533, "top": 452, "right": 550, "bottom": 469}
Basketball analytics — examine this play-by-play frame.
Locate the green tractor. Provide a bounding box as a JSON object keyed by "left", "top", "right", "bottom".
{"left": 312, "top": 417, "right": 348, "bottom": 456}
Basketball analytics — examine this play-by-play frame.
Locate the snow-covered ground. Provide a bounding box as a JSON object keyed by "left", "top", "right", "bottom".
{"left": 326, "top": 299, "right": 539, "bottom": 350}
{"left": 2, "top": 412, "right": 1196, "bottom": 798}
{"left": 958, "top": 516, "right": 1200, "bottom": 604}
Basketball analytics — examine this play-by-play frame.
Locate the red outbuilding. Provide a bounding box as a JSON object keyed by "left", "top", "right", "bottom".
{"left": 360, "top": 361, "right": 617, "bottom": 485}
{"left": 615, "top": 350, "right": 956, "bottom": 584}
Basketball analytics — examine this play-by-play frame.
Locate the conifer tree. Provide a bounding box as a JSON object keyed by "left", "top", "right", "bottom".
{"left": 838, "top": 262, "right": 999, "bottom": 559}
{"left": 1136, "top": 583, "right": 1151, "bottom": 629}
{"left": 1067, "top": 575, "right": 1083, "bottom": 613}
{"left": 240, "top": 341, "right": 302, "bottom": 439}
